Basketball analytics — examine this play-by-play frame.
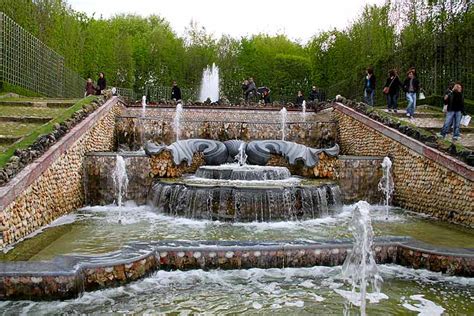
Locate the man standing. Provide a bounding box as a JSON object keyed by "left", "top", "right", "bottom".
{"left": 363, "top": 68, "right": 376, "bottom": 106}
{"left": 171, "top": 81, "right": 182, "bottom": 101}
{"left": 309, "top": 86, "right": 320, "bottom": 103}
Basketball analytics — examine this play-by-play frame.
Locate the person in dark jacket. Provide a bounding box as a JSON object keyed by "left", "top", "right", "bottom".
{"left": 363, "top": 68, "right": 376, "bottom": 106}
{"left": 257, "top": 86, "right": 271, "bottom": 105}
{"left": 171, "top": 81, "right": 182, "bottom": 101}
{"left": 295, "top": 90, "right": 305, "bottom": 107}
{"left": 402, "top": 69, "right": 420, "bottom": 119}
{"left": 308, "top": 86, "right": 320, "bottom": 103}
{"left": 85, "top": 78, "right": 96, "bottom": 96}
{"left": 383, "top": 69, "right": 402, "bottom": 112}
{"left": 438, "top": 82, "right": 465, "bottom": 141}
{"left": 245, "top": 78, "right": 257, "bottom": 102}
{"left": 96, "top": 72, "right": 106, "bottom": 95}
{"left": 242, "top": 79, "right": 249, "bottom": 99}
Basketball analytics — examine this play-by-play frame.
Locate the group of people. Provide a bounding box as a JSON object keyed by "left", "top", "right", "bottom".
{"left": 295, "top": 86, "right": 321, "bottom": 107}
{"left": 363, "top": 67, "right": 467, "bottom": 142}
{"left": 85, "top": 72, "right": 107, "bottom": 96}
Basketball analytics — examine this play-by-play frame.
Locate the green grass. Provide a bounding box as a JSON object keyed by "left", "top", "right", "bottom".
{"left": 0, "top": 95, "right": 98, "bottom": 168}
{"left": 0, "top": 122, "right": 43, "bottom": 137}
{"left": 0, "top": 82, "right": 43, "bottom": 98}
{"left": 0, "top": 106, "right": 64, "bottom": 117}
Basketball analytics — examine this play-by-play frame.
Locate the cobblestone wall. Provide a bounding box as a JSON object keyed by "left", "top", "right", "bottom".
{"left": 333, "top": 103, "right": 474, "bottom": 226}
{"left": 0, "top": 98, "right": 125, "bottom": 248}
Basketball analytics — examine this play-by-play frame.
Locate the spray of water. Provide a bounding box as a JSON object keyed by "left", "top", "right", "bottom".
{"left": 173, "top": 103, "right": 183, "bottom": 142}
{"left": 302, "top": 100, "right": 307, "bottom": 122}
{"left": 378, "top": 157, "right": 394, "bottom": 219}
{"left": 235, "top": 143, "right": 247, "bottom": 166}
{"left": 112, "top": 155, "right": 129, "bottom": 224}
{"left": 339, "top": 201, "right": 383, "bottom": 316}
{"left": 280, "top": 107, "right": 288, "bottom": 141}
{"left": 141, "top": 95, "right": 147, "bottom": 118}
{"left": 199, "top": 63, "right": 220, "bottom": 102}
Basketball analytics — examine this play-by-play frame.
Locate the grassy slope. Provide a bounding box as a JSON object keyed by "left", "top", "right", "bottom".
{"left": 0, "top": 95, "right": 98, "bottom": 168}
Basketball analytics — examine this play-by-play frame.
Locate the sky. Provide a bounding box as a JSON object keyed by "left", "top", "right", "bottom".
{"left": 67, "top": 0, "right": 386, "bottom": 43}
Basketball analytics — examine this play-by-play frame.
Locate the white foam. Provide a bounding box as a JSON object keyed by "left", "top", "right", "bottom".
{"left": 334, "top": 289, "right": 388, "bottom": 306}
{"left": 401, "top": 295, "right": 445, "bottom": 316}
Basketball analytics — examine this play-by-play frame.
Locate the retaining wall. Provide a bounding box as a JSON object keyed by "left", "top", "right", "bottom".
{"left": 333, "top": 102, "right": 474, "bottom": 226}
{"left": 0, "top": 97, "right": 126, "bottom": 248}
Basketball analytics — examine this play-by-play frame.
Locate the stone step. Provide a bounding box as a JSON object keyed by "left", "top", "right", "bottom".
{"left": 0, "top": 135, "right": 21, "bottom": 145}
{"left": 0, "top": 100, "right": 78, "bottom": 108}
{"left": 0, "top": 116, "right": 52, "bottom": 123}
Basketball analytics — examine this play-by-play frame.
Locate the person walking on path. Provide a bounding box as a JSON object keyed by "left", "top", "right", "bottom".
{"left": 363, "top": 68, "right": 376, "bottom": 106}
{"left": 438, "top": 82, "right": 465, "bottom": 142}
{"left": 402, "top": 69, "right": 420, "bottom": 119}
{"left": 96, "top": 72, "right": 107, "bottom": 95}
{"left": 171, "top": 81, "right": 182, "bottom": 101}
{"left": 383, "top": 69, "right": 402, "bottom": 112}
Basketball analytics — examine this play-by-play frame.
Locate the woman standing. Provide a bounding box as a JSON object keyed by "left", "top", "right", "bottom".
{"left": 96, "top": 72, "right": 107, "bottom": 95}
{"left": 363, "top": 68, "right": 376, "bottom": 106}
{"left": 438, "top": 82, "right": 465, "bottom": 142}
{"left": 383, "top": 69, "right": 401, "bottom": 112}
{"left": 402, "top": 70, "right": 420, "bottom": 119}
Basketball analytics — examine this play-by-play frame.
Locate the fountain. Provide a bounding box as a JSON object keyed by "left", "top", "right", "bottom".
{"left": 336, "top": 201, "right": 385, "bottom": 315}
{"left": 112, "top": 155, "right": 129, "bottom": 224}
{"left": 141, "top": 95, "right": 147, "bottom": 117}
{"left": 199, "top": 63, "right": 219, "bottom": 102}
{"left": 302, "top": 100, "right": 307, "bottom": 122}
{"left": 280, "top": 107, "right": 287, "bottom": 141}
{"left": 378, "top": 157, "right": 394, "bottom": 219}
{"left": 173, "top": 103, "right": 183, "bottom": 142}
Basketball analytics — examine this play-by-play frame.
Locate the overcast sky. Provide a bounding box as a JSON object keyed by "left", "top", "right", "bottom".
{"left": 67, "top": 0, "right": 386, "bottom": 43}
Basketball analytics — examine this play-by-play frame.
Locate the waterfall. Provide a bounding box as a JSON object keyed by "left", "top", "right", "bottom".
{"left": 302, "top": 100, "right": 306, "bottom": 122}
{"left": 141, "top": 95, "right": 147, "bottom": 118}
{"left": 112, "top": 155, "right": 129, "bottom": 208}
{"left": 173, "top": 103, "right": 183, "bottom": 142}
{"left": 235, "top": 143, "right": 247, "bottom": 166}
{"left": 280, "top": 107, "right": 287, "bottom": 141}
{"left": 378, "top": 157, "right": 394, "bottom": 219}
{"left": 199, "top": 63, "right": 220, "bottom": 102}
{"left": 338, "top": 201, "right": 384, "bottom": 316}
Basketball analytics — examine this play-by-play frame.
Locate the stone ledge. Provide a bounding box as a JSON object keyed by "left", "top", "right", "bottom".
{"left": 333, "top": 102, "right": 474, "bottom": 181}
{"left": 0, "top": 237, "right": 472, "bottom": 300}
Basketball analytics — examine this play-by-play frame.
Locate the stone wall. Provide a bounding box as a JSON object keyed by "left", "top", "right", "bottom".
{"left": 333, "top": 102, "right": 474, "bottom": 226}
{"left": 0, "top": 97, "right": 125, "bottom": 248}
{"left": 116, "top": 107, "right": 336, "bottom": 149}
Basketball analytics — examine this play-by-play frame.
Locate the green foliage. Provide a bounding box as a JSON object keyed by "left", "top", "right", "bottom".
{"left": 0, "top": 96, "right": 98, "bottom": 168}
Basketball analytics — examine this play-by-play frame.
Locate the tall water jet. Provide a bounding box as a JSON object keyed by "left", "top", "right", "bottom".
{"left": 301, "top": 100, "right": 307, "bottom": 122}
{"left": 199, "top": 63, "right": 220, "bottom": 102}
{"left": 337, "top": 201, "right": 384, "bottom": 316}
{"left": 112, "top": 155, "right": 129, "bottom": 209}
{"left": 280, "top": 107, "right": 287, "bottom": 141}
{"left": 141, "top": 95, "right": 147, "bottom": 118}
{"left": 378, "top": 157, "right": 394, "bottom": 219}
{"left": 235, "top": 142, "right": 247, "bottom": 166}
{"left": 173, "top": 103, "right": 183, "bottom": 142}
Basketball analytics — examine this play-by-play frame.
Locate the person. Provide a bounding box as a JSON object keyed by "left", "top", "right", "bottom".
{"left": 171, "top": 81, "right": 182, "bottom": 101}
{"left": 96, "top": 72, "right": 106, "bottom": 95}
{"left": 363, "top": 68, "right": 376, "bottom": 106}
{"left": 295, "top": 90, "right": 305, "bottom": 107}
{"left": 241, "top": 79, "right": 249, "bottom": 99}
{"left": 257, "top": 86, "right": 271, "bottom": 104}
{"left": 402, "top": 69, "right": 420, "bottom": 119}
{"left": 245, "top": 77, "right": 257, "bottom": 102}
{"left": 438, "top": 82, "right": 465, "bottom": 141}
{"left": 383, "top": 69, "right": 402, "bottom": 112}
{"left": 85, "top": 78, "right": 96, "bottom": 96}
{"left": 308, "top": 86, "right": 320, "bottom": 103}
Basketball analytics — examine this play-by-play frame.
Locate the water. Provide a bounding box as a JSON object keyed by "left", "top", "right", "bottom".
{"left": 302, "top": 100, "right": 307, "bottom": 122}
{"left": 280, "top": 107, "right": 287, "bottom": 141}
{"left": 173, "top": 103, "right": 183, "bottom": 142}
{"left": 378, "top": 157, "right": 394, "bottom": 219}
{"left": 235, "top": 142, "right": 247, "bottom": 166}
{"left": 141, "top": 95, "right": 146, "bottom": 118}
{"left": 0, "top": 265, "right": 471, "bottom": 314}
{"left": 339, "top": 201, "right": 382, "bottom": 315}
{"left": 112, "top": 155, "right": 128, "bottom": 208}
{"left": 199, "top": 63, "right": 219, "bottom": 102}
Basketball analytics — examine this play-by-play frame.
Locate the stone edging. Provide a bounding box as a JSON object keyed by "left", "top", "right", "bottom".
{"left": 0, "top": 237, "right": 472, "bottom": 300}
{"left": 0, "top": 97, "right": 125, "bottom": 210}
{"left": 333, "top": 102, "right": 474, "bottom": 181}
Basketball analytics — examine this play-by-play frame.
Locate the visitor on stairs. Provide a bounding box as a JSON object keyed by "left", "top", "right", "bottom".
{"left": 96, "top": 72, "right": 107, "bottom": 95}
{"left": 363, "top": 67, "right": 376, "bottom": 106}
{"left": 402, "top": 69, "right": 420, "bottom": 119}
{"left": 171, "top": 81, "right": 182, "bottom": 102}
{"left": 438, "top": 82, "right": 465, "bottom": 142}
{"left": 383, "top": 69, "right": 402, "bottom": 112}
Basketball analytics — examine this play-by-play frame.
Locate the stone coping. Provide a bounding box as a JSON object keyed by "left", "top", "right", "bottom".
{"left": 86, "top": 151, "right": 146, "bottom": 158}
{"left": 339, "top": 155, "right": 384, "bottom": 160}
{"left": 128, "top": 104, "right": 317, "bottom": 112}
{"left": 0, "top": 97, "right": 126, "bottom": 210}
{"left": 0, "top": 237, "right": 472, "bottom": 300}
{"left": 333, "top": 102, "right": 474, "bottom": 181}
